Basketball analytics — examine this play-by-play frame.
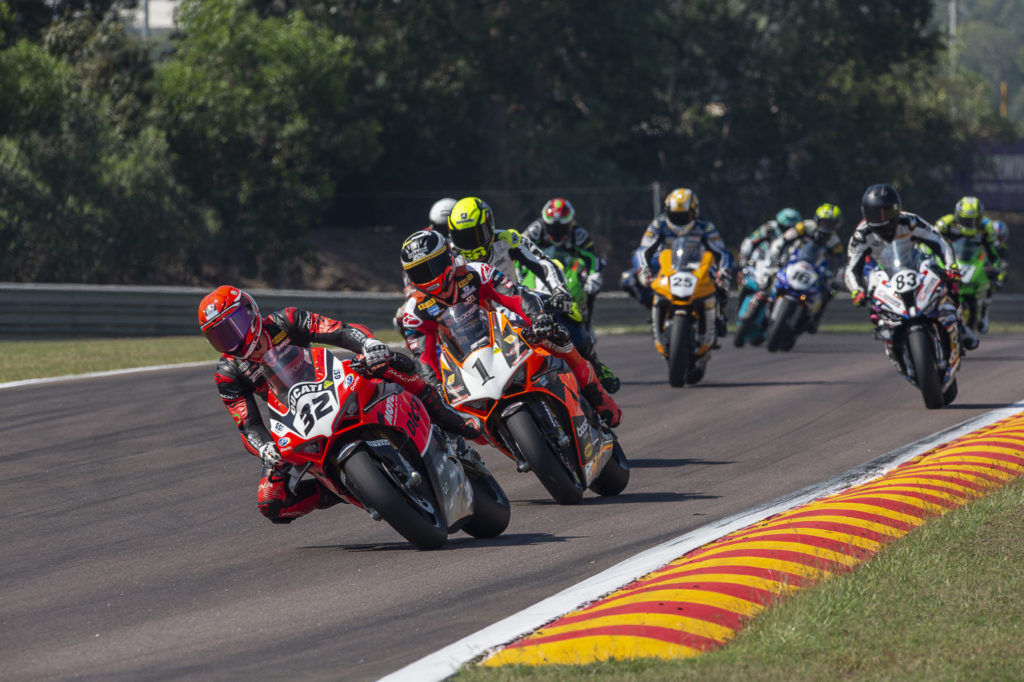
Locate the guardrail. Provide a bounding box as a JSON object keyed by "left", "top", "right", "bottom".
{"left": 1, "top": 283, "right": 1022, "bottom": 339}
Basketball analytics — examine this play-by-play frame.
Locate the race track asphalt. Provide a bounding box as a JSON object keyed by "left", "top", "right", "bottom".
{"left": 3, "top": 331, "right": 1023, "bottom": 681}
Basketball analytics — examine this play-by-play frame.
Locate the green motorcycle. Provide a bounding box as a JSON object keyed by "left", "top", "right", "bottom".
{"left": 952, "top": 237, "right": 992, "bottom": 333}
{"left": 518, "top": 244, "right": 589, "bottom": 325}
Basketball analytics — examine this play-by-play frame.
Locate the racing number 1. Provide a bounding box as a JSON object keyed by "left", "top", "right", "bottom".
{"left": 472, "top": 358, "right": 493, "bottom": 384}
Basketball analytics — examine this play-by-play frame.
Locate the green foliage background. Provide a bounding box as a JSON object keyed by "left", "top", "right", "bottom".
{"left": 0, "top": 0, "right": 1017, "bottom": 288}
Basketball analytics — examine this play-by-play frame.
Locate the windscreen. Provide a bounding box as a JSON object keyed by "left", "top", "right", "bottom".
{"left": 877, "top": 238, "right": 922, "bottom": 274}
{"left": 260, "top": 343, "right": 316, "bottom": 399}
{"left": 436, "top": 302, "right": 491, "bottom": 362}
{"left": 671, "top": 236, "right": 704, "bottom": 271}
{"left": 953, "top": 237, "right": 982, "bottom": 262}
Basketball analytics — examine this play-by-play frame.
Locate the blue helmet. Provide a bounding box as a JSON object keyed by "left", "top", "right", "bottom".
{"left": 775, "top": 208, "right": 801, "bottom": 230}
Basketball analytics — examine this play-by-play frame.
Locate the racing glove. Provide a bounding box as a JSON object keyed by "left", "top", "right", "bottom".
{"left": 548, "top": 289, "right": 574, "bottom": 314}
{"left": 583, "top": 272, "right": 603, "bottom": 295}
{"left": 531, "top": 313, "right": 556, "bottom": 338}
{"left": 360, "top": 338, "right": 391, "bottom": 376}
{"left": 258, "top": 442, "right": 282, "bottom": 469}
{"left": 851, "top": 289, "right": 867, "bottom": 307}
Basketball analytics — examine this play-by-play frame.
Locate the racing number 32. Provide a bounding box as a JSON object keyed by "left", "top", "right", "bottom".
{"left": 299, "top": 393, "right": 331, "bottom": 434}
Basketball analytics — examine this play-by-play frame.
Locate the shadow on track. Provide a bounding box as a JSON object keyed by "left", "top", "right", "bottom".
{"left": 628, "top": 457, "right": 734, "bottom": 469}
{"left": 305, "top": 532, "right": 577, "bottom": 552}
{"left": 942, "top": 402, "right": 1023, "bottom": 410}
{"left": 581, "top": 491, "right": 718, "bottom": 506}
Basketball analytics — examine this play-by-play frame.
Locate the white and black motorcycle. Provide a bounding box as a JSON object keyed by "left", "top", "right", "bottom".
{"left": 867, "top": 239, "right": 962, "bottom": 409}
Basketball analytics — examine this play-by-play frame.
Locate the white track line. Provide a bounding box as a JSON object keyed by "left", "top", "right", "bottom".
{"left": 0, "top": 344, "right": 409, "bottom": 391}
{"left": 0, "top": 361, "right": 213, "bottom": 390}
{"left": 381, "top": 400, "right": 1024, "bottom": 682}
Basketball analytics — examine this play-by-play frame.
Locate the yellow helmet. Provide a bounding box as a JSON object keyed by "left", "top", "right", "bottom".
{"left": 448, "top": 197, "right": 495, "bottom": 261}
{"left": 664, "top": 187, "right": 698, "bottom": 234}
{"left": 954, "top": 196, "right": 983, "bottom": 236}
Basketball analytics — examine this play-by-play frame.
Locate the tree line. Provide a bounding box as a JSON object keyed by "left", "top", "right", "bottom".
{"left": 0, "top": 0, "right": 1016, "bottom": 288}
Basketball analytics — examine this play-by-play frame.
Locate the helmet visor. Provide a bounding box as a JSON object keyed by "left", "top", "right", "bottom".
{"left": 451, "top": 222, "right": 493, "bottom": 254}
{"left": 864, "top": 204, "right": 900, "bottom": 228}
{"left": 404, "top": 251, "right": 452, "bottom": 286}
{"left": 203, "top": 305, "right": 258, "bottom": 355}
{"left": 668, "top": 209, "right": 695, "bottom": 228}
{"left": 546, "top": 222, "right": 571, "bottom": 243}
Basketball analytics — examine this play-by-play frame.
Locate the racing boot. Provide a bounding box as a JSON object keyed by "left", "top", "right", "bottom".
{"left": 562, "top": 349, "right": 622, "bottom": 427}
{"left": 959, "top": 321, "right": 979, "bottom": 351}
{"left": 978, "top": 299, "right": 991, "bottom": 334}
{"left": 417, "top": 386, "right": 483, "bottom": 440}
{"left": 258, "top": 467, "right": 340, "bottom": 524}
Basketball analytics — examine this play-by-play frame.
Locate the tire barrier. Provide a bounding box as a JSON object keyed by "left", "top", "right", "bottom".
{"left": 483, "top": 411, "right": 1024, "bottom": 667}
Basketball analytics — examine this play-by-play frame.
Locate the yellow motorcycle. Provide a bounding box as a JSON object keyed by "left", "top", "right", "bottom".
{"left": 649, "top": 237, "right": 720, "bottom": 387}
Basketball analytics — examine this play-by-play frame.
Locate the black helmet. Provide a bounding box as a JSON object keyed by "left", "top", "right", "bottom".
{"left": 861, "top": 184, "right": 901, "bottom": 241}
{"left": 401, "top": 230, "right": 456, "bottom": 302}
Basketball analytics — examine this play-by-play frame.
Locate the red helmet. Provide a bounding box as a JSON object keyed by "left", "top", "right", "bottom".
{"left": 198, "top": 286, "right": 264, "bottom": 358}
{"left": 541, "top": 198, "right": 576, "bottom": 245}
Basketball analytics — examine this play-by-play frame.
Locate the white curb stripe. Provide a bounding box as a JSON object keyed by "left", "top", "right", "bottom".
{"left": 381, "top": 400, "right": 1024, "bottom": 682}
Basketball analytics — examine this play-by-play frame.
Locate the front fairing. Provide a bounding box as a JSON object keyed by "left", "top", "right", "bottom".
{"left": 650, "top": 238, "right": 717, "bottom": 304}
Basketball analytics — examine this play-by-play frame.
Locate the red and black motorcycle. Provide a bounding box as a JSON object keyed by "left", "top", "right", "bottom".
{"left": 262, "top": 343, "right": 510, "bottom": 549}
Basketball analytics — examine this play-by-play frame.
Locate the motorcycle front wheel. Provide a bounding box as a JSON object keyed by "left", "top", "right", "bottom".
{"left": 766, "top": 298, "right": 796, "bottom": 352}
{"left": 505, "top": 410, "right": 584, "bottom": 505}
{"left": 734, "top": 296, "right": 764, "bottom": 348}
{"left": 907, "top": 325, "right": 945, "bottom": 409}
{"left": 462, "top": 471, "right": 511, "bottom": 538}
{"left": 588, "top": 440, "right": 630, "bottom": 496}
{"left": 343, "top": 449, "right": 448, "bottom": 550}
{"left": 668, "top": 313, "right": 693, "bottom": 387}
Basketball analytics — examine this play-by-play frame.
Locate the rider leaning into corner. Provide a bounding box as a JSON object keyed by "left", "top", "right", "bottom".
{"left": 843, "top": 183, "right": 979, "bottom": 351}
{"left": 622, "top": 187, "right": 734, "bottom": 336}
{"left": 766, "top": 203, "right": 846, "bottom": 333}
{"left": 398, "top": 230, "right": 622, "bottom": 427}
{"left": 199, "top": 285, "right": 482, "bottom": 525}
{"left": 444, "top": 196, "right": 620, "bottom": 393}
{"left": 522, "top": 197, "right": 607, "bottom": 326}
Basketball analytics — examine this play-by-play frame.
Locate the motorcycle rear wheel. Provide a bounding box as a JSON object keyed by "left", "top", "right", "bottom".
{"left": 505, "top": 411, "right": 584, "bottom": 505}
{"left": 588, "top": 440, "right": 630, "bottom": 496}
{"left": 668, "top": 314, "right": 692, "bottom": 387}
{"left": 343, "top": 449, "right": 448, "bottom": 550}
{"left": 907, "top": 326, "right": 945, "bottom": 409}
{"left": 462, "top": 472, "right": 511, "bottom": 538}
{"left": 767, "top": 298, "right": 796, "bottom": 352}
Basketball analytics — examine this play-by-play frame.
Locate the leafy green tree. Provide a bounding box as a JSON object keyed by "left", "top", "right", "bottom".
{"left": 155, "top": 0, "right": 381, "bottom": 281}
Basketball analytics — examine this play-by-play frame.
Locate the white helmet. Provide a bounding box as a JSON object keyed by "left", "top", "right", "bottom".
{"left": 429, "top": 197, "right": 458, "bottom": 233}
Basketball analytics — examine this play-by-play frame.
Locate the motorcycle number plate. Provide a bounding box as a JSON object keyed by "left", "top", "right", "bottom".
{"left": 669, "top": 272, "right": 697, "bottom": 297}
{"left": 892, "top": 269, "right": 919, "bottom": 293}
{"left": 786, "top": 262, "right": 817, "bottom": 291}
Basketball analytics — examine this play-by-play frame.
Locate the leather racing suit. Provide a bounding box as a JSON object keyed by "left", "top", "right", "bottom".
{"left": 214, "top": 307, "right": 478, "bottom": 523}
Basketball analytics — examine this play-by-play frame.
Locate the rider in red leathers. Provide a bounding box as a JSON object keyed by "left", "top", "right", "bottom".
{"left": 398, "top": 230, "right": 622, "bottom": 427}
{"left": 199, "top": 285, "right": 481, "bottom": 524}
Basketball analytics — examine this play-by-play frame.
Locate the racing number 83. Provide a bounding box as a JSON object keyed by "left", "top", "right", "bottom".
{"left": 893, "top": 271, "right": 919, "bottom": 293}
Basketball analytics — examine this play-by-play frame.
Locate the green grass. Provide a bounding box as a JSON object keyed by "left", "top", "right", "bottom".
{"left": 0, "top": 331, "right": 404, "bottom": 383}
{"left": 457, "top": 476, "right": 1024, "bottom": 681}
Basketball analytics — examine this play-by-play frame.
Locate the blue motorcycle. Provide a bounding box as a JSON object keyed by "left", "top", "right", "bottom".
{"left": 733, "top": 243, "right": 774, "bottom": 348}
{"left": 766, "top": 242, "right": 830, "bottom": 352}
